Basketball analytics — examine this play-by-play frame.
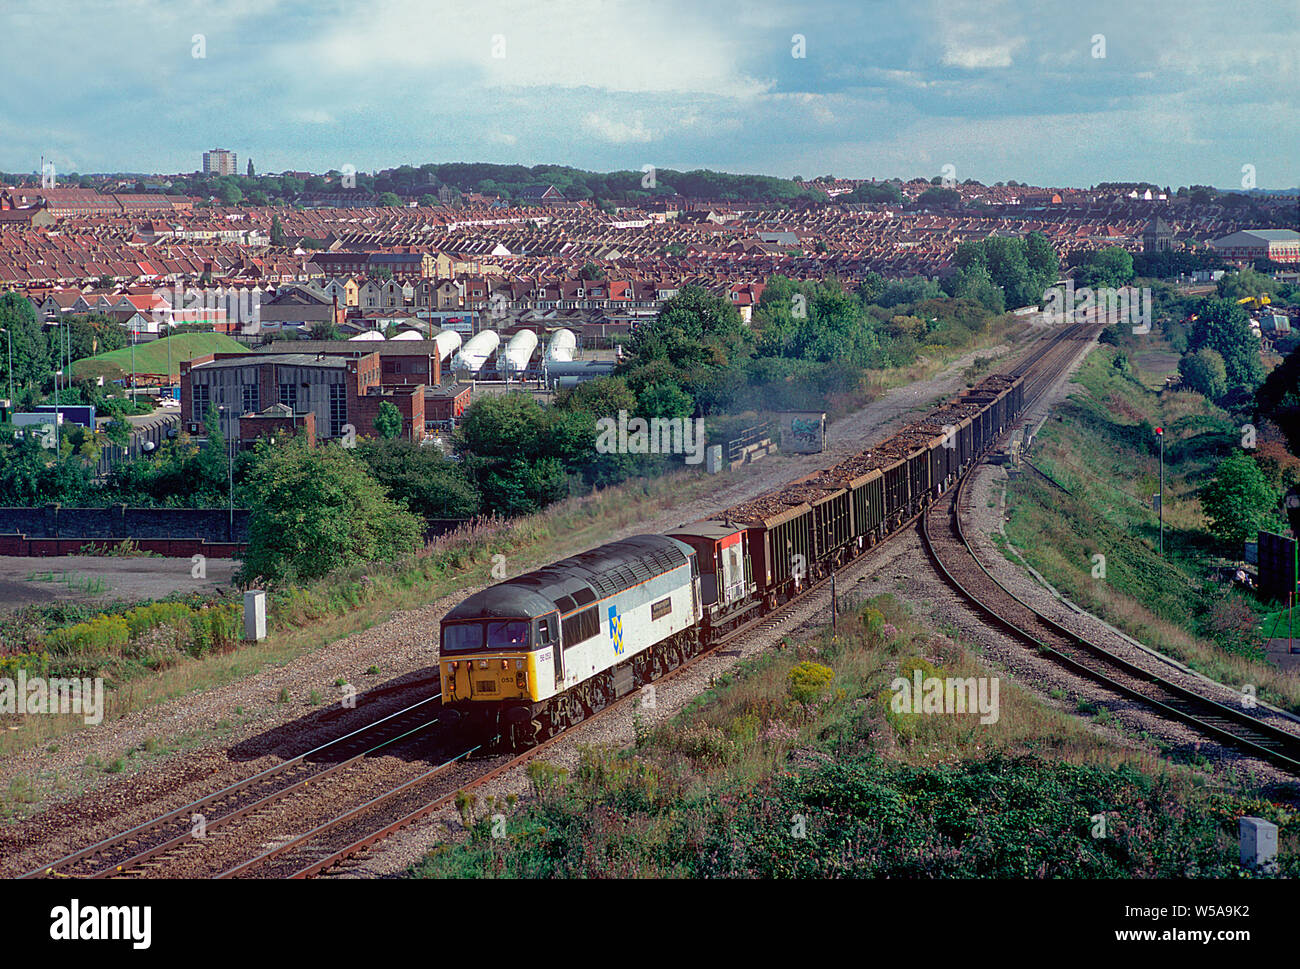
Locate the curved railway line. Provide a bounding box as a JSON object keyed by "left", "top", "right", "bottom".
{"left": 920, "top": 355, "right": 1300, "bottom": 775}
{"left": 22, "top": 319, "right": 1139, "bottom": 880}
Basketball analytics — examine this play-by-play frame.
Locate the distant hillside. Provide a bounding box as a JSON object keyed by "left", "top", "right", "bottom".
{"left": 72, "top": 332, "right": 247, "bottom": 380}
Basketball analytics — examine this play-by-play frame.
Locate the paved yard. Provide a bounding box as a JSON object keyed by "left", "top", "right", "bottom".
{"left": 0, "top": 555, "right": 239, "bottom": 608}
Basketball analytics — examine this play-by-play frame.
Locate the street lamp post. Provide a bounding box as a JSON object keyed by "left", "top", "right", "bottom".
{"left": 217, "top": 404, "right": 234, "bottom": 541}
{"left": 51, "top": 320, "right": 61, "bottom": 466}
{"left": 130, "top": 327, "right": 137, "bottom": 404}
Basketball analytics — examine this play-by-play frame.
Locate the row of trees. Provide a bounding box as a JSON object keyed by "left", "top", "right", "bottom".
{"left": 950, "top": 232, "right": 1060, "bottom": 310}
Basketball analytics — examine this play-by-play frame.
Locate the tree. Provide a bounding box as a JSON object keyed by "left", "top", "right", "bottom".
{"left": 854, "top": 272, "right": 885, "bottom": 306}
{"left": 1200, "top": 452, "right": 1281, "bottom": 552}
{"left": 238, "top": 438, "right": 424, "bottom": 583}
{"left": 914, "top": 187, "right": 960, "bottom": 209}
{"left": 947, "top": 262, "right": 1005, "bottom": 314}
{"left": 579, "top": 263, "right": 605, "bottom": 280}
{"left": 419, "top": 194, "right": 438, "bottom": 207}
{"left": 218, "top": 181, "right": 243, "bottom": 206}
{"left": 0, "top": 291, "right": 51, "bottom": 391}
{"left": 620, "top": 286, "right": 751, "bottom": 413}
{"left": 877, "top": 277, "right": 943, "bottom": 309}
{"left": 309, "top": 321, "right": 340, "bottom": 340}
{"left": 355, "top": 437, "right": 478, "bottom": 518}
{"left": 0, "top": 432, "right": 93, "bottom": 505}
{"left": 374, "top": 400, "right": 403, "bottom": 439}
{"left": 844, "top": 182, "right": 902, "bottom": 205}
{"left": 1189, "top": 299, "right": 1264, "bottom": 394}
{"left": 1024, "top": 231, "right": 1060, "bottom": 287}
{"left": 377, "top": 192, "right": 403, "bottom": 207}
{"left": 270, "top": 214, "right": 285, "bottom": 246}
{"left": 1256, "top": 345, "right": 1300, "bottom": 457}
{"left": 637, "top": 381, "right": 693, "bottom": 419}
{"left": 454, "top": 393, "right": 591, "bottom": 515}
{"left": 1178, "top": 347, "right": 1227, "bottom": 400}
{"left": 1076, "top": 247, "right": 1135, "bottom": 289}
{"left": 1215, "top": 268, "right": 1279, "bottom": 303}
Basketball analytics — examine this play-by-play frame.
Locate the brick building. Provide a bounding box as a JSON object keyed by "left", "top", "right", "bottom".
{"left": 181, "top": 349, "right": 431, "bottom": 444}
{"left": 239, "top": 402, "right": 316, "bottom": 447}
{"left": 1210, "top": 229, "right": 1300, "bottom": 265}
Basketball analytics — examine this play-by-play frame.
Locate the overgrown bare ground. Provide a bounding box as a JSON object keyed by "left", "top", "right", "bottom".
{"left": 0, "top": 336, "right": 1032, "bottom": 874}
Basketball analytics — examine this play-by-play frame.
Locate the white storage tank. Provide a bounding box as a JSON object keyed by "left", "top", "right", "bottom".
{"left": 501, "top": 329, "right": 538, "bottom": 380}
{"left": 433, "top": 329, "right": 462, "bottom": 361}
{"left": 453, "top": 329, "right": 500, "bottom": 375}
{"left": 544, "top": 328, "right": 576, "bottom": 363}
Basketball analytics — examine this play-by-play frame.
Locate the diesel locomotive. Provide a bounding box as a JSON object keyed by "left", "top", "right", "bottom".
{"left": 439, "top": 373, "right": 1024, "bottom": 747}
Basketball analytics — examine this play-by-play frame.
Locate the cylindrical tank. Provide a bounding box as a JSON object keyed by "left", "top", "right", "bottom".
{"left": 500, "top": 329, "right": 538, "bottom": 379}
{"left": 453, "top": 330, "right": 500, "bottom": 374}
{"left": 433, "top": 329, "right": 462, "bottom": 361}
{"left": 543, "top": 359, "right": 616, "bottom": 387}
{"left": 544, "top": 328, "right": 576, "bottom": 363}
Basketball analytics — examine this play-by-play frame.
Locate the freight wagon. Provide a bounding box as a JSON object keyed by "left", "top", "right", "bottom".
{"left": 441, "top": 372, "right": 1029, "bottom": 748}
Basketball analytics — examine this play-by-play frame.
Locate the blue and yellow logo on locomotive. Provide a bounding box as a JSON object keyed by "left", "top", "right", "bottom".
{"left": 609, "top": 604, "right": 624, "bottom": 655}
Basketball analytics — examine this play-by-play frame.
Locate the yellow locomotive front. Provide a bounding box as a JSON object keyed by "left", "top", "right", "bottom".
{"left": 441, "top": 618, "right": 556, "bottom": 704}
{"left": 439, "top": 585, "right": 563, "bottom": 740}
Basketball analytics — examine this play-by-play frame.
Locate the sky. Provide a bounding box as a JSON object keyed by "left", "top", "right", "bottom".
{"left": 4, "top": 0, "right": 1298, "bottom": 189}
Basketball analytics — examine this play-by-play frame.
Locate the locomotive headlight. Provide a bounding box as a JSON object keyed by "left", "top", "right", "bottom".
{"left": 501, "top": 659, "right": 509, "bottom": 669}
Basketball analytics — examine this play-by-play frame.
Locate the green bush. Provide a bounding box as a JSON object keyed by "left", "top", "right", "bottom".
{"left": 787, "top": 661, "right": 834, "bottom": 705}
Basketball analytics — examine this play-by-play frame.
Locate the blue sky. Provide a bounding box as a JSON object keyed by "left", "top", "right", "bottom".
{"left": 5, "top": 0, "right": 1297, "bottom": 189}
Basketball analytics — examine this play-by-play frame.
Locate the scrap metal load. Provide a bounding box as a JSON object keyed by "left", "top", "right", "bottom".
{"left": 702, "top": 372, "right": 1026, "bottom": 606}
{"left": 440, "top": 369, "right": 1027, "bottom": 748}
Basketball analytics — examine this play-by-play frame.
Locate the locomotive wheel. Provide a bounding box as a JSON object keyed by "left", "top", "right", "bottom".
{"left": 511, "top": 718, "right": 542, "bottom": 748}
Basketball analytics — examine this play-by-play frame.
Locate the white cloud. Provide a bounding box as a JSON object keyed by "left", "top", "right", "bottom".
{"left": 941, "top": 40, "right": 1024, "bottom": 69}
{"left": 288, "top": 0, "right": 772, "bottom": 98}
{"left": 294, "top": 108, "right": 336, "bottom": 124}
{"left": 582, "top": 112, "right": 653, "bottom": 144}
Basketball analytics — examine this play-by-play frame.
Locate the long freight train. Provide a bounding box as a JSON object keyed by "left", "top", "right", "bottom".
{"left": 440, "top": 373, "right": 1024, "bottom": 746}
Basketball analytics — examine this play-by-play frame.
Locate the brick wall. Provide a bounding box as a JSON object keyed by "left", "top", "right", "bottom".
{"left": 0, "top": 505, "right": 250, "bottom": 543}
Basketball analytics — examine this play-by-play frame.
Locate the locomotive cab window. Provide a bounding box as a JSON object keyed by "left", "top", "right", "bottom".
{"left": 486, "top": 620, "right": 530, "bottom": 650}
{"left": 536, "top": 614, "right": 558, "bottom": 645}
{"left": 442, "top": 622, "right": 483, "bottom": 652}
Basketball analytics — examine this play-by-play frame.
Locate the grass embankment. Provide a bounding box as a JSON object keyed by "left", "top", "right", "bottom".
{"left": 1002, "top": 342, "right": 1300, "bottom": 711}
{"left": 71, "top": 332, "right": 248, "bottom": 381}
{"left": 411, "top": 596, "right": 1297, "bottom": 878}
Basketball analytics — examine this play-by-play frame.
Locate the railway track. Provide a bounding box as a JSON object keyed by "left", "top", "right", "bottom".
{"left": 920, "top": 343, "right": 1300, "bottom": 775}
{"left": 21, "top": 694, "right": 448, "bottom": 879}
{"left": 21, "top": 320, "right": 1099, "bottom": 880}
{"left": 215, "top": 503, "right": 935, "bottom": 878}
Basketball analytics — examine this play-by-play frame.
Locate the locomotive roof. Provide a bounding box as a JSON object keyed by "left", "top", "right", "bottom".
{"left": 668, "top": 521, "right": 747, "bottom": 541}
{"left": 444, "top": 534, "right": 691, "bottom": 622}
